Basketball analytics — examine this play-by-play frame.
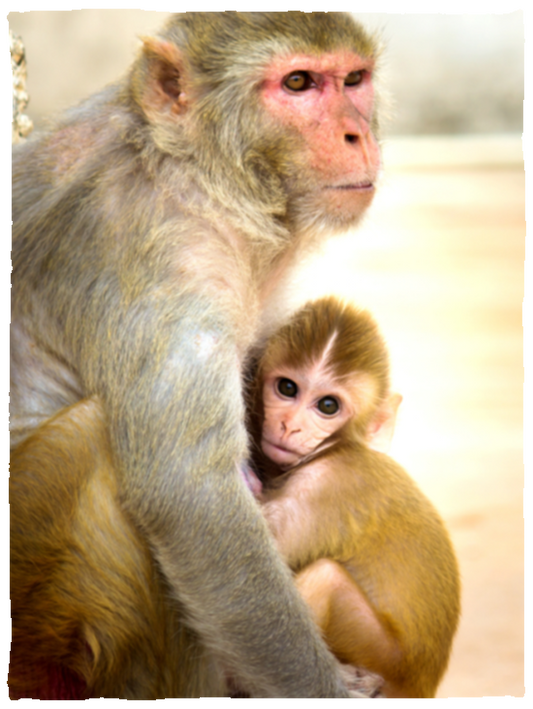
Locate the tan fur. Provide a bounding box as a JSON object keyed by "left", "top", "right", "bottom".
{"left": 253, "top": 298, "right": 461, "bottom": 698}
{"left": 10, "top": 399, "right": 225, "bottom": 698}
{"left": 11, "top": 12, "right": 381, "bottom": 699}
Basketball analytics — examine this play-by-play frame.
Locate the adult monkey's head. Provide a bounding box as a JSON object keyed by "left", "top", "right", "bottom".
{"left": 131, "top": 12, "right": 381, "bottom": 240}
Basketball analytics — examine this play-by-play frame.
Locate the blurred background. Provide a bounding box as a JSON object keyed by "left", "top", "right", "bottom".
{"left": 8, "top": 11, "right": 524, "bottom": 136}
{"left": 8, "top": 9, "right": 525, "bottom": 699}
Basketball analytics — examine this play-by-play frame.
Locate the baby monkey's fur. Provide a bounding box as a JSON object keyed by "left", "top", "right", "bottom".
{"left": 250, "top": 298, "right": 461, "bottom": 698}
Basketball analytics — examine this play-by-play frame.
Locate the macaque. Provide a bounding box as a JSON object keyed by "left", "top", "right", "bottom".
{"left": 246, "top": 297, "right": 461, "bottom": 698}
{"left": 11, "top": 12, "right": 382, "bottom": 699}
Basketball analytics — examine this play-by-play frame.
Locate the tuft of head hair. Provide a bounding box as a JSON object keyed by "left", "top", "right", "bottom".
{"left": 160, "top": 12, "right": 377, "bottom": 84}
{"left": 258, "top": 296, "right": 390, "bottom": 401}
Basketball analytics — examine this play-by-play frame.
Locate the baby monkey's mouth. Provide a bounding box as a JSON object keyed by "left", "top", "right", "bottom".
{"left": 262, "top": 438, "right": 298, "bottom": 455}
{"left": 261, "top": 437, "right": 305, "bottom": 465}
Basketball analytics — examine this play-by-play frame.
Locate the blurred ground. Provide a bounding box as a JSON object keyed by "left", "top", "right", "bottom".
{"left": 292, "top": 135, "right": 525, "bottom": 698}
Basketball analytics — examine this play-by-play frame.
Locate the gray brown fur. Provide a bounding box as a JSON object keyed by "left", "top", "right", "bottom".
{"left": 11, "top": 12, "right": 379, "bottom": 698}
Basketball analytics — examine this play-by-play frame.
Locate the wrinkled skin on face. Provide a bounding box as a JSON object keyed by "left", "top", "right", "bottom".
{"left": 261, "top": 50, "right": 380, "bottom": 226}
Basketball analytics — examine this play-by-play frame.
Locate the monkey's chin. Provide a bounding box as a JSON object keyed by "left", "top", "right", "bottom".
{"left": 307, "top": 183, "right": 376, "bottom": 234}
{"left": 261, "top": 439, "right": 302, "bottom": 470}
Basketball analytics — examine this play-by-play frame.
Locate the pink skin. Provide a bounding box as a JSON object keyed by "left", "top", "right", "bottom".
{"left": 261, "top": 51, "right": 380, "bottom": 214}
{"left": 240, "top": 463, "right": 263, "bottom": 497}
{"left": 261, "top": 365, "right": 354, "bottom": 470}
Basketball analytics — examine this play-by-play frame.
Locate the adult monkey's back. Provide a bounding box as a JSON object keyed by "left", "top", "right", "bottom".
{"left": 11, "top": 12, "right": 380, "bottom": 697}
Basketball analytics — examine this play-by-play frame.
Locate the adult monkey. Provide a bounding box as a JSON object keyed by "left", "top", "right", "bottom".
{"left": 11, "top": 12, "right": 380, "bottom": 697}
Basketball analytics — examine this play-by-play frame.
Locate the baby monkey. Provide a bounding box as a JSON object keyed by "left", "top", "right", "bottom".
{"left": 246, "top": 297, "right": 460, "bottom": 698}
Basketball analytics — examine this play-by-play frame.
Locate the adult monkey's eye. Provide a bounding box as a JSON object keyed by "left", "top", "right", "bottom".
{"left": 277, "top": 378, "right": 298, "bottom": 397}
{"left": 284, "top": 71, "right": 313, "bottom": 92}
{"left": 345, "top": 71, "right": 363, "bottom": 86}
{"left": 317, "top": 396, "right": 339, "bottom": 415}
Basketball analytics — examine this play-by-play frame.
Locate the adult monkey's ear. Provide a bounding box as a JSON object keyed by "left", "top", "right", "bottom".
{"left": 131, "top": 37, "right": 189, "bottom": 121}
{"left": 366, "top": 392, "right": 403, "bottom": 455}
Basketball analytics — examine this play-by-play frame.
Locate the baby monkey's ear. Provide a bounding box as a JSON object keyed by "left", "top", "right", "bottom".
{"left": 366, "top": 392, "right": 403, "bottom": 454}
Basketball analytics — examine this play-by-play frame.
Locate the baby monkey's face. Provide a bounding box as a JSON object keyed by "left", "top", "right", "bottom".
{"left": 260, "top": 362, "right": 359, "bottom": 469}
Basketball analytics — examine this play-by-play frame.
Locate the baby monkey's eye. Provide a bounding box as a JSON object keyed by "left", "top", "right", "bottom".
{"left": 284, "top": 71, "right": 314, "bottom": 92}
{"left": 317, "top": 396, "right": 339, "bottom": 415}
{"left": 277, "top": 378, "right": 298, "bottom": 398}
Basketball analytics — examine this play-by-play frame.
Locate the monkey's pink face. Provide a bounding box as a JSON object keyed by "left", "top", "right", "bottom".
{"left": 261, "top": 364, "right": 354, "bottom": 470}
{"left": 261, "top": 50, "right": 380, "bottom": 220}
